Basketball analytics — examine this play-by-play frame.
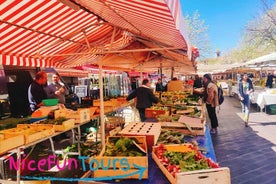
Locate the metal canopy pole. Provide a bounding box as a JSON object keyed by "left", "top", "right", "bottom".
{"left": 171, "top": 67, "right": 174, "bottom": 79}
{"left": 99, "top": 63, "right": 105, "bottom": 147}
{"left": 160, "top": 60, "right": 163, "bottom": 82}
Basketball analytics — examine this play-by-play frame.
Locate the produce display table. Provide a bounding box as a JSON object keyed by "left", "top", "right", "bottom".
{"left": 256, "top": 92, "right": 276, "bottom": 110}
{"left": 95, "top": 125, "right": 217, "bottom": 184}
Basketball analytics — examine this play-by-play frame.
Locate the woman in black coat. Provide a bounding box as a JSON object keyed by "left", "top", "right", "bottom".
{"left": 127, "top": 78, "right": 159, "bottom": 122}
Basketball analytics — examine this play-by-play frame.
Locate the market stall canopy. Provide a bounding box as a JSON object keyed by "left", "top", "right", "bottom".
{"left": 243, "top": 52, "right": 276, "bottom": 67}
{"left": 196, "top": 63, "right": 243, "bottom": 75}
{"left": 1, "top": 0, "right": 196, "bottom": 72}
{"left": 243, "top": 52, "right": 276, "bottom": 70}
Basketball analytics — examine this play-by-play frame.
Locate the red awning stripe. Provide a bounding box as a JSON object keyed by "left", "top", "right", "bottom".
{"left": 76, "top": 0, "right": 187, "bottom": 48}
{"left": 1, "top": 0, "right": 192, "bottom": 69}
{"left": 0, "top": 54, "right": 52, "bottom": 67}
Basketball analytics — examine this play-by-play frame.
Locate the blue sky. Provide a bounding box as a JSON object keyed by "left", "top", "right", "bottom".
{"left": 180, "top": 0, "right": 263, "bottom": 58}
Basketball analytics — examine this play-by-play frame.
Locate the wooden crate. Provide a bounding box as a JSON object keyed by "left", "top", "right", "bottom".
{"left": 1, "top": 127, "right": 32, "bottom": 139}
{"left": 0, "top": 134, "right": 24, "bottom": 154}
{"left": 176, "top": 167, "right": 231, "bottom": 184}
{"left": 55, "top": 108, "right": 90, "bottom": 124}
{"left": 1, "top": 126, "right": 55, "bottom": 144}
{"left": 93, "top": 99, "right": 118, "bottom": 107}
{"left": 159, "top": 122, "right": 205, "bottom": 136}
{"left": 89, "top": 107, "right": 98, "bottom": 118}
{"left": 105, "top": 116, "right": 125, "bottom": 130}
{"left": 25, "top": 126, "right": 54, "bottom": 144}
{"left": 117, "top": 97, "right": 127, "bottom": 104}
{"left": 17, "top": 120, "right": 75, "bottom": 133}
{"left": 53, "top": 119, "right": 75, "bottom": 131}
{"left": 92, "top": 136, "right": 148, "bottom": 179}
{"left": 159, "top": 115, "right": 206, "bottom": 135}
{"left": 118, "top": 122, "right": 161, "bottom": 149}
{"left": 152, "top": 147, "right": 230, "bottom": 184}
{"left": 108, "top": 126, "right": 122, "bottom": 136}
{"left": 145, "top": 108, "right": 169, "bottom": 118}
{"left": 20, "top": 180, "right": 51, "bottom": 184}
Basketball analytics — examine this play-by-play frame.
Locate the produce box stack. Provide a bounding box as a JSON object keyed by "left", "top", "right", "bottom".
{"left": 23, "top": 117, "right": 76, "bottom": 132}
{"left": 0, "top": 124, "right": 54, "bottom": 144}
{"left": 118, "top": 122, "right": 161, "bottom": 149}
{"left": 152, "top": 144, "right": 230, "bottom": 184}
{"left": 90, "top": 136, "right": 148, "bottom": 179}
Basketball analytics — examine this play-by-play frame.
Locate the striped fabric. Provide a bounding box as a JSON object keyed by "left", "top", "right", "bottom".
{"left": 1, "top": 0, "right": 194, "bottom": 71}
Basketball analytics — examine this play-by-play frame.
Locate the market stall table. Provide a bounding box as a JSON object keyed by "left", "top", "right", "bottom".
{"left": 93, "top": 125, "right": 217, "bottom": 184}
{"left": 256, "top": 92, "right": 276, "bottom": 111}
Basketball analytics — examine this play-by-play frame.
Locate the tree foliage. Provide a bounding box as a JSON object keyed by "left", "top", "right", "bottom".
{"left": 183, "top": 11, "right": 212, "bottom": 59}
{"left": 225, "top": 0, "right": 276, "bottom": 63}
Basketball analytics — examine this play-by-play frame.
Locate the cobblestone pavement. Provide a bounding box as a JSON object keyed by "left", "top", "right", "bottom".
{"left": 210, "top": 96, "right": 276, "bottom": 184}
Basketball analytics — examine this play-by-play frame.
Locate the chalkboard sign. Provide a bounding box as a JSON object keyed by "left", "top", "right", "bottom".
{"left": 75, "top": 85, "right": 87, "bottom": 98}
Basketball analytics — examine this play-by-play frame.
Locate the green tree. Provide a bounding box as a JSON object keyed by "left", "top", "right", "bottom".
{"left": 184, "top": 11, "right": 212, "bottom": 59}
{"left": 223, "top": 0, "right": 276, "bottom": 63}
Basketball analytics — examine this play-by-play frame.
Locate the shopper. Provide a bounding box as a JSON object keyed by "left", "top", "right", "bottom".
{"left": 28, "top": 71, "right": 48, "bottom": 112}
{"left": 193, "top": 74, "right": 203, "bottom": 97}
{"left": 202, "top": 73, "right": 219, "bottom": 134}
{"left": 193, "top": 74, "right": 203, "bottom": 88}
{"left": 126, "top": 78, "right": 159, "bottom": 122}
{"left": 265, "top": 73, "right": 275, "bottom": 88}
{"left": 238, "top": 73, "right": 254, "bottom": 127}
{"left": 155, "top": 78, "right": 164, "bottom": 92}
{"left": 45, "top": 73, "right": 68, "bottom": 104}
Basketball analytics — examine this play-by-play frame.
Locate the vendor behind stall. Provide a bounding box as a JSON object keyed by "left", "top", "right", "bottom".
{"left": 28, "top": 71, "right": 48, "bottom": 113}
{"left": 126, "top": 78, "right": 159, "bottom": 122}
{"left": 45, "top": 73, "right": 68, "bottom": 104}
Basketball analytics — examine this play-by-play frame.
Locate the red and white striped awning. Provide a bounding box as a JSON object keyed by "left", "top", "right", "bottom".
{"left": 1, "top": 0, "right": 195, "bottom": 71}
{"left": 55, "top": 68, "right": 89, "bottom": 78}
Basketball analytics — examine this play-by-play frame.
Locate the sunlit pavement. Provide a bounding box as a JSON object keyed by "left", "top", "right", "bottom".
{"left": 210, "top": 96, "right": 276, "bottom": 184}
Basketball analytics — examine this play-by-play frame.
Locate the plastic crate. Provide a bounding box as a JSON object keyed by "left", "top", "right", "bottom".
{"left": 266, "top": 104, "right": 276, "bottom": 115}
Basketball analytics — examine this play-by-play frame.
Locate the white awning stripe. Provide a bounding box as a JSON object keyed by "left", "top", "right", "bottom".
{"left": 1, "top": 0, "right": 194, "bottom": 70}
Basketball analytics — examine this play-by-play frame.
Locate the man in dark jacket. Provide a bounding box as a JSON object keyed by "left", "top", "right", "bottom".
{"left": 28, "top": 71, "right": 48, "bottom": 112}
{"left": 265, "top": 73, "right": 275, "bottom": 88}
{"left": 155, "top": 78, "right": 164, "bottom": 92}
{"left": 127, "top": 78, "right": 159, "bottom": 122}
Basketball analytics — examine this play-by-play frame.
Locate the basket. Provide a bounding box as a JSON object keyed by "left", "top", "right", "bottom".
{"left": 42, "top": 98, "right": 59, "bottom": 106}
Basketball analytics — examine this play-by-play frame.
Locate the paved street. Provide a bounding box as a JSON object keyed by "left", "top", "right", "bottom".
{"left": 211, "top": 96, "right": 276, "bottom": 184}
